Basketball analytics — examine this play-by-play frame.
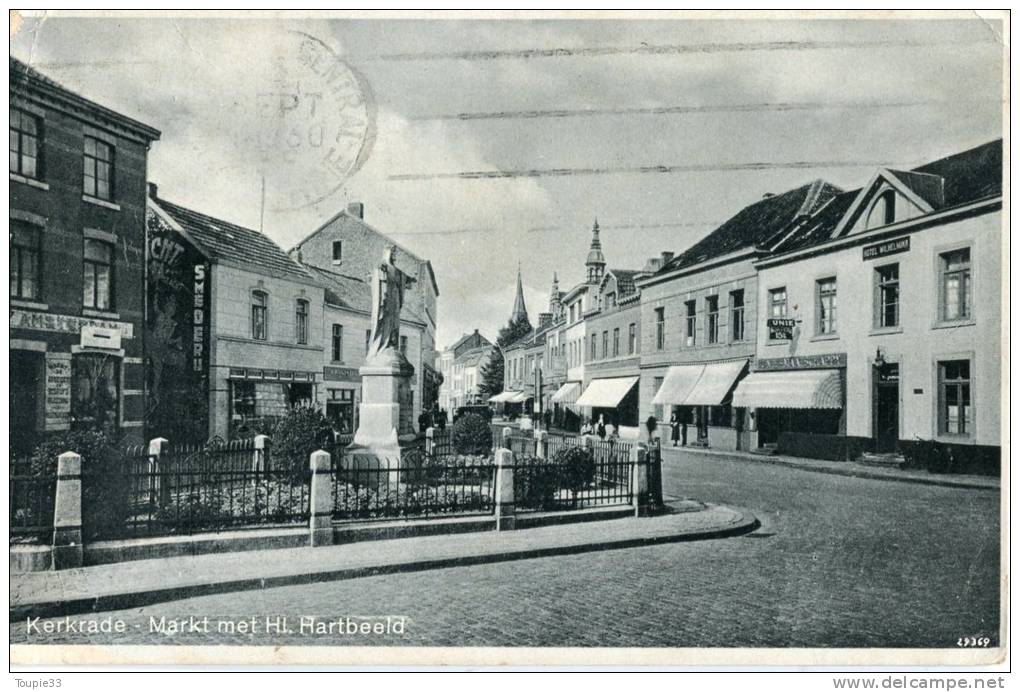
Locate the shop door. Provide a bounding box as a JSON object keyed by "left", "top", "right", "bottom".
{"left": 11, "top": 351, "right": 43, "bottom": 455}
{"left": 874, "top": 364, "right": 900, "bottom": 453}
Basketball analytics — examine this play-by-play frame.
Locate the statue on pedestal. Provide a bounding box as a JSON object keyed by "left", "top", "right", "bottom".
{"left": 367, "top": 245, "right": 414, "bottom": 364}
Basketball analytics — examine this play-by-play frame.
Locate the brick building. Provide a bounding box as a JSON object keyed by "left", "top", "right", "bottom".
{"left": 10, "top": 57, "right": 161, "bottom": 453}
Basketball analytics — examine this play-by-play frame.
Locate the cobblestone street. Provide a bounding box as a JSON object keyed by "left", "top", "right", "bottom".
{"left": 10, "top": 451, "right": 1001, "bottom": 648}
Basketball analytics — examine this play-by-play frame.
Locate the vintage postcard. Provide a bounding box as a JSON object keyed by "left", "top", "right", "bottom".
{"left": 7, "top": 9, "right": 1008, "bottom": 669}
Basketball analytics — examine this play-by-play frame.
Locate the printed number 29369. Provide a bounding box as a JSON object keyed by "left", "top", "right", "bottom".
{"left": 957, "top": 637, "right": 991, "bottom": 647}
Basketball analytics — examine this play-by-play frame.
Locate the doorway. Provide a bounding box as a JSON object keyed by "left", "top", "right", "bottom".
{"left": 873, "top": 363, "right": 900, "bottom": 453}
{"left": 11, "top": 351, "right": 44, "bottom": 455}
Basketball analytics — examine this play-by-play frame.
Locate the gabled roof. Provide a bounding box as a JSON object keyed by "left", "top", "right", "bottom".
{"left": 151, "top": 195, "right": 313, "bottom": 284}
{"left": 604, "top": 268, "right": 641, "bottom": 297}
{"left": 658, "top": 179, "right": 842, "bottom": 273}
{"left": 304, "top": 263, "right": 425, "bottom": 324}
{"left": 449, "top": 331, "right": 492, "bottom": 352}
{"left": 774, "top": 139, "right": 1002, "bottom": 253}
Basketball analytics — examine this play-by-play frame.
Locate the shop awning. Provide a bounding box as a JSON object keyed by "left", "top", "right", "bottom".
{"left": 488, "top": 391, "right": 520, "bottom": 403}
{"left": 506, "top": 391, "right": 530, "bottom": 404}
{"left": 550, "top": 381, "right": 582, "bottom": 404}
{"left": 575, "top": 376, "right": 639, "bottom": 408}
{"left": 651, "top": 365, "right": 704, "bottom": 405}
{"left": 731, "top": 370, "right": 843, "bottom": 409}
{"left": 684, "top": 360, "right": 748, "bottom": 406}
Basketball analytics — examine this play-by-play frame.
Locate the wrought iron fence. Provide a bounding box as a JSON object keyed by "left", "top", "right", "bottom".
{"left": 82, "top": 438, "right": 309, "bottom": 540}
{"left": 9, "top": 458, "right": 56, "bottom": 543}
{"left": 507, "top": 434, "right": 537, "bottom": 459}
{"left": 514, "top": 436, "right": 635, "bottom": 512}
{"left": 331, "top": 446, "right": 496, "bottom": 521}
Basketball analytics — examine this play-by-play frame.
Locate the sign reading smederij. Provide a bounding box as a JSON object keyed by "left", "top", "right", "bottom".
{"left": 146, "top": 205, "right": 211, "bottom": 439}
{"left": 766, "top": 318, "right": 797, "bottom": 341}
{"left": 755, "top": 353, "right": 848, "bottom": 371}
{"left": 863, "top": 236, "right": 910, "bottom": 260}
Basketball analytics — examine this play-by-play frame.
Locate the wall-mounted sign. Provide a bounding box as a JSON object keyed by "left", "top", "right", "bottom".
{"left": 755, "top": 353, "right": 848, "bottom": 371}
{"left": 81, "top": 325, "right": 121, "bottom": 350}
{"left": 11, "top": 309, "right": 134, "bottom": 339}
{"left": 324, "top": 366, "right": 360, "bottom": 382}
{"left": 863, "top": 236, "right": 910, "bottom": 260}
{"left": 44, "top": 353, "right": 71, "bottom": 431}
{"left": 767, "top": 318, "right": 797, "bottom": 341}
{"left": 229, "top": 367, "right": 318, "bottom": 382}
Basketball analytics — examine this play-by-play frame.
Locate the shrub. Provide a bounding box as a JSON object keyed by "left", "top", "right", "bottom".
{"left": 271, "top": 406, "right": 334, "bottom": 483}
{"left": 452, "top": 412, "right": 491, "bottom": 456}
{"left": 554, "top": 445, "right": 596, "bottom": 492}
{"left": 513, "top": 455, "right": 560, "bottom": 510}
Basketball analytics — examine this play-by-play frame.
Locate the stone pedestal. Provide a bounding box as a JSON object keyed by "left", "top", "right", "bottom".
{"left": 345, "top": 349, "right": 413, "bottom": 486}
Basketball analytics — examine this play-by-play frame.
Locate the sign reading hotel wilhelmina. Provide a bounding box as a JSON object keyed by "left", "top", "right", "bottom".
{"left": 862, "top": 236, "right": 910, "bottom": 260}
{"left": 145, "top": 204, "right": 211, "bottom": 441}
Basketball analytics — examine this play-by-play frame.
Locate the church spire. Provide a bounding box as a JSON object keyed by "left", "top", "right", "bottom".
{"left": 511, "top": 265, "right": 529, "bottom": 323}
{"left": 585, "top": 218, "right": 606, "bottom": 284}
{"left": 548, "top": 271, "right": 561, "bottom": 316}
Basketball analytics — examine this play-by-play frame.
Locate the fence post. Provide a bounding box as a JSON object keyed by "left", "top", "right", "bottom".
{"left": 630, "top": 443, "right": 650, "bottom": 517}
{"left": 52, "top": 451, "right": 83, "bottom": 570}
{"left": 502, "top": 426, "right": 513, "bottom": 450}
{"left": 426, "top": 427, "right": 434, "bottom": 457}
{"left": 253, "top": 434, "right": 271, "bottom": 477}
{"left": 494, "top": 448, "right": 516, "bottom": 531}
{"left": 148, "top": 437, "right": 169, "bottom": 508}
{"left": 309, "top": 449, "right": 333, "bottom": 547}
{"left": 535, "top": 430, "right": 548, "bottom": 460}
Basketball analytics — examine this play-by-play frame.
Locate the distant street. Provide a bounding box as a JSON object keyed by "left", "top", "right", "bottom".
{"left": 10, "top": 450, "right": 1000, "bottom": 648}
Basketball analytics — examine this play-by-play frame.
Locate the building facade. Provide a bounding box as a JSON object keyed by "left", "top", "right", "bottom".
{"left": 438, "top": 329, "right": 492, "bottom": 411}
{"left": 738, "top": 141, "right": 1002, "bottom": 470}
{"left": 289, "top": 202, "right": 440, "bottom": 428}
{"left": 10, "top": 58, "right": 161, "bottom": 453}
{"left": 147, "top": 192, "right": 325, "bottom": 441}
{"left": 637, "top": 181, "right": 841, "bottom": 451}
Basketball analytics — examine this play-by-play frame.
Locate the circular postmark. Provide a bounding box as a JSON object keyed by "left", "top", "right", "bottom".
{"left": 247, "top": 30, "right": 376, "bottom": 212}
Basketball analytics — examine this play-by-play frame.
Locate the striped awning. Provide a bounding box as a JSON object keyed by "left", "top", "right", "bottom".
{"left": 731, "top": 370, "right": 843, "bottom": 409}
{"left": 651, "top": 365, "right": 704, "bottom": 406}
{"left": 684, "top": 360, "right": 747, "bottom": 406}
{"left": 575, "top": 376, "right": 639, "bottom": 408}
{"left": 506, "top": 391, "right": 529, "bottom": 404}
{"left": 488, "top": 391, "right": 520, "bottom": 403}
{"left": 550, "top": 381, "right": 582, "bottom": 404}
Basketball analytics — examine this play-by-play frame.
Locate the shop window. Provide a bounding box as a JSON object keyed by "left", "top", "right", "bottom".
{"left": 332, "top": 324, "right": 344, "bottom": 362}
{"left": 816, "top": 277, "right": 837, "bottom": 335}
{"left": 628, "top": 323, "right": 637, "bottom": 354}
{"left": 83, "top": 135, "right": 114, "bottom": 200}
{"left": 940, "top": 248, "right": 971, "bottom": 322}
{"left": 875, "top": 264, "right": 899, "bottom": 328}
{"left": 706, "top": 296, "right": 719, "bottom": 344}
{"left": 83, "top": 239, "right": 113, "bottom": 310}
{"left": 730, "top": 290, "right": 745, "bottom": 342}
{"left": 938, "top": 360, "right": 971, "bottom": 436}
{"left": 295, "top": 299, "right": 309, "bottom": 344}
{"left": 71, "top": 353, "right": 120, "bottom": 430}
{"left": 326, "top": 389, "right": 356, "bottom": 434}
{"left": 655, "top": 307, "right": 665, "bottom": 350}
{"left": 251, "top": 290, "right": 268, "bottom": 340}
{"left": 231, "top": 380, "right": 256, "bottom": 420}
{"left": 11, "top": 225, "right": 41, "bottom": 300}
{"left": 866, "top": 189, "right": 896, "bottom": 230}
{"left": 10, "top": 108, "right": 41, "bottom": 179}
{"left": 685, "top": 300, "right": 696, "bottom": 347}
{"left": 708, "top": 405, "right": 732, "bottom": 428}
{"left": 288, "top": 382, "right": 314, "bottom": 408}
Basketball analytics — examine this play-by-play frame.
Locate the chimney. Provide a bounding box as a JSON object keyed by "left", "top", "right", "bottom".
{"left": 147, "top": 182, "right": 158, "bottom": 199}
{"left": 660, "top": 251, "right": 674, "bottom": 265}
{"left": 346, "top": 202, "right": 364, "bottom": 219}
{"left": 539, "top": 312, "right": 553, "bottom": 329}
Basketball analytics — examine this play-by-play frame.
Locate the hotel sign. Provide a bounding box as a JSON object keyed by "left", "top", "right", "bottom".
{"left": 324, "top": 366, "right": 360, "bottom": 382}
{"left": 863, "top": 236, "right": 910, "bottom": 260}
{"left": 756, "top": 353, "right": 847, "bottom": 371}
{"left": 11, "top": 309, "right": 134, "bottom": 339}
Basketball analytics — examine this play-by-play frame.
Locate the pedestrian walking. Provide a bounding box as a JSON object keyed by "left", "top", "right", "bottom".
{"left": 670, "top": 411, "right": 680, "bottom": 447}
{"left": 596, "top": 414, "right": 606, "bottom": 440}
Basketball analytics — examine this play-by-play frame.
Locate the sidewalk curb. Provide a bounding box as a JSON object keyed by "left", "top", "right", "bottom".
{"left": 666, "top": 446, "right": 999, "bottom": 491}
{"left": 10, "top": 507, "right": 759, "bottom": 622}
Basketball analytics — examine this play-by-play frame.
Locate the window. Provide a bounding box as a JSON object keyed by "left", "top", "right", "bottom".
{"left": 83, "top": 136, "right": 114, "bottom": 200}
{"left": 655, "top": 307, "right": 665, "bottom": 350}
{"left": 400, "top": 336, "right": 408, "bottom": 355}
{"left": 602, "top": 331, "right": 609, "bottom": 359}
{"left": 940, "top": 248, "right": 971, "bottom": 321}
{"left": 769, "top": 287, "right": 788, "bottom": 319}
{"left": 331, "top": 324, "right": 343, "bottom": 362}
{"left": 365, "top": 329, "right": 371, "bottom": 355}
{"left": 730, "top": 290, "right": 745, "bottom": 342}
{"left": 606, "top": 292, "right": 616, "bottom": 309}
{"left": 685, "top": 300, "right": 696, "bottom": 347}
{"left": 11, "top": 225, "right": 40, "bottom": 300}
{"left": 866, "top": 189, "right": 896, "bottom": 230}
{"left": 816, "top": 278, "right": 837, "bottom": 335}
{"left": 590, "top": 334, "right": 597, "bottom": 361}
{"left": 83, "top": 239, "right": 113, "bottom": 310}
{"left": 653, "top": 376, "right": 665, "bottom": 421}
{"left": 332, "top": 240, "right": 343, "bottom": 262}
{"left": 706, "top": 296, "right": 719, "bottom": 344}
{"left": 628, "top": 323, "right": 636, "bottom": 354}
{"left": 70, "top": 353, "right": 119, "bottom": 430}
{"left": 251, "top": 291, "right": 268, "bottom": 340}
{"left": 295, "top": 299, "right": 309, "bottom": 344}
{"left": 10, "top": 108, "right": 40, "bottom": 179}
{"left": 938, "top": 360, "right": 971, "bottom": 436}
{"left": 875, "top": 264, "right": 899, "bottom": 328}
{"left": 613, "top": 327, "right": 620, "bottom": 357}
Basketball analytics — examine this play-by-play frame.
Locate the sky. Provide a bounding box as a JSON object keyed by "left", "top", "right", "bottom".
{"left": 10, "top": 12, "right": 1004, "bottom": 349}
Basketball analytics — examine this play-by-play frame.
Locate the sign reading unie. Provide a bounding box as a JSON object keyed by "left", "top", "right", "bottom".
{"left": 767, "top": 318, "right": 797, "bottom": 341}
